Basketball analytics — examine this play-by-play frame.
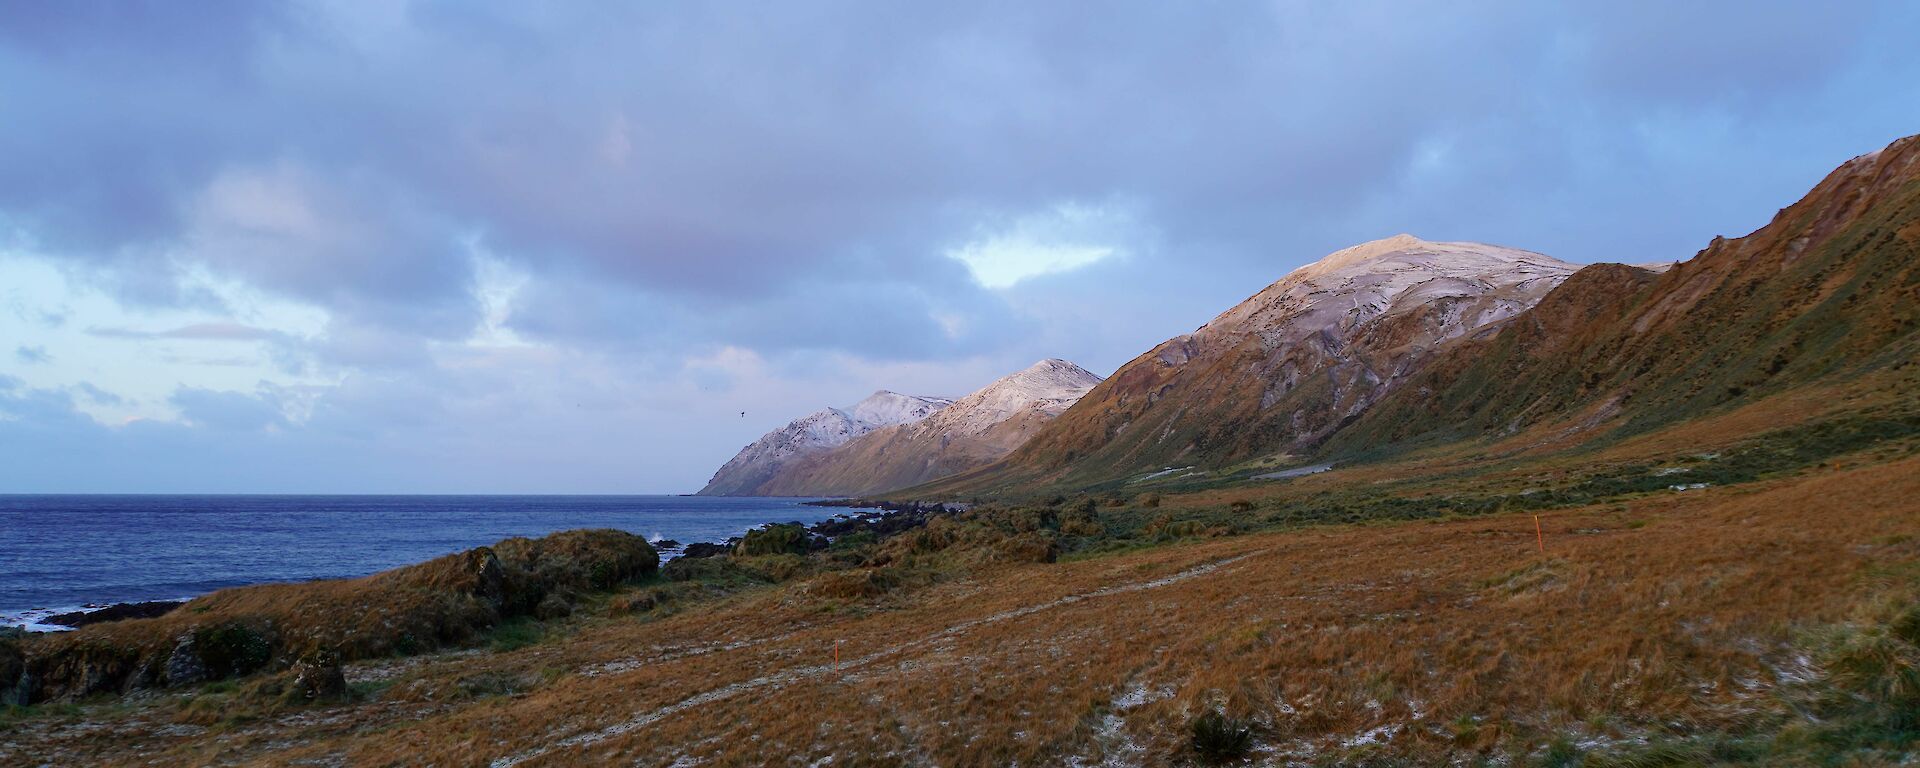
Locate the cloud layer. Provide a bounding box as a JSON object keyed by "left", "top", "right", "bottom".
{"left": 1, "top": 1, "right": 1916, "bottom": 491}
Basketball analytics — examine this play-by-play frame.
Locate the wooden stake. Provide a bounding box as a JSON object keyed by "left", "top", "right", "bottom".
{"left": 1534, "top": 514, "right": 1545, "bottom": 554}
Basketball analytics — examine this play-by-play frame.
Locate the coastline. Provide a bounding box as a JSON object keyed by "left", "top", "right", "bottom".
{"left": 1, "top": 495, "right": 879, "bottom": 634}
{"left": 1, "top": 500, "right": 953, "bottom": 634}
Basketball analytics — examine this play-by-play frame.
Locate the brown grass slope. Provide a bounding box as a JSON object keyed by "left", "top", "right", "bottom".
{"left": 1330, "top": 134, "right": 1920, "bottom": 455}
{"left": 7, "top": 446, "right": 1918, "bottom": 766}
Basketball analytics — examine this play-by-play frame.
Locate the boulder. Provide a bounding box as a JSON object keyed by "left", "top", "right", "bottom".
{"left": 165, "top": 633, "right": 210, "bottom": 686}
{"left": 284, "top": 652, "right": 347, "bottom": 702}
{"left": 679, "top": 542, "right": 731, "bottom": 559}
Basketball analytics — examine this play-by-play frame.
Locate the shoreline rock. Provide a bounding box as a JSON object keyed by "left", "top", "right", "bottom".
{"left": 673, "top": 501, "right": 962, "bottom": 559}
{"left": 44, "top": 601, "right": 186, "bottom": 628}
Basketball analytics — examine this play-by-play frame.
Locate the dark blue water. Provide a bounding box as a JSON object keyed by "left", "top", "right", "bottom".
{"left": 0, "top": 495, "right": 847, "bottom": 630}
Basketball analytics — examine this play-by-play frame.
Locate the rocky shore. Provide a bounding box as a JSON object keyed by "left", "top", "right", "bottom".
{"left": 669, "top": 500, "right": 967, "bottom": 559}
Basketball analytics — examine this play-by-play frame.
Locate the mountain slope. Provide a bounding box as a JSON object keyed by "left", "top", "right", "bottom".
{"left": 946, "top": 236, "right": 1577, "bottom": 491}
{"left": 1329, "top": 134, "right": 1920, "bottom": 454}
{"left": 697, "top": 391, "right": 953, "bottom": 496}
{"left": 752, "top": 360, "right": 1103, "bottom": 496}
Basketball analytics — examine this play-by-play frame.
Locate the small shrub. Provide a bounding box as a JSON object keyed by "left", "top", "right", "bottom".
{"left": 1061, "top": 517, "right": 1105, "bottom": 537}
{"left": 1541, "top": 735, "right": 1582, "bottom": 767}
{"left": 1147, "top": 517, "right": 1210, "bottom": 539}
{"left": 807, "top": 568, "right": 898, "bottom": 600}
{"left": 1003, "top": 507, "right": 1054, "bottom": 533}
{"left": 902, "top": 518, "right": 962, "bottom": 555}
{"left": 1190, "top": 710, "right": 1254, "bottom": 764}
{"left": 1228, "top": 500, "right": 1256, "bottom": 513}
{"left": 0, "top": 636, "right": 22, "bottom": 705}
{"left": 739, "top": 553, "right": 811, "bottom": 582}
{"left": 348, "top": 679, "right": 395, "bottom": 702}
{"left": 1814, "top": 591, "right": 1920, "bottom": 733}
{"left": 662, "top": 556, "right": 763, "bottom": 585}
{"left": 1139, "top": 493, "right": 1162, "bottom": 508}
{"left": 455, "top": 671, "right": 529, "bottom": 699}
{"left": 193, "top": 623, "right": 272, "bottom": 679}
{"left": 533, "top": 593, "right": 573, "bottom": 620}
{"left": 489, "top": 617, "right": 544, "bottom": 653}
{"left": 610, "top": 590, "right": 667, "bottom": 615}
{"left": 737, "top": 524, "right": 810, "bottom": 557}
{"left": 828, "top": 531, "right": 876, "bottom": 551}
{"left": 992, "top": 533, "right": 1058, "bottom": 564}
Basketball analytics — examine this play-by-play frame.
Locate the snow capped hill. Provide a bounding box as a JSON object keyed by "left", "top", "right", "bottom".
{"left": 960, "top": 235, "right": 1580, "bottom": 489}
{"left": 1204, "top": 234, "right": 1575, "bottom": 352}
{"left": 840, "top": 391, "right": 953, "bottom": 431}
{"left": 918, "top": 359, "right": 1102, "bottom": 439}
{"left": 702, "top": 360, "right": 1104, "bottom": 497}
{"left": 697, "top": 390, "right": 951, "bottom": 496}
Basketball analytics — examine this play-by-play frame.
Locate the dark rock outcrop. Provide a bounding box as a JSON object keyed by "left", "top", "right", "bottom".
{"left": 44, "top": 600, "right": 185, "bottom": 628}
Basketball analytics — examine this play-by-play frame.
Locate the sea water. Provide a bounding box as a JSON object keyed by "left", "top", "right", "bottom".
{"left": 0, "top": 494, "right": 844, "bottom": 630}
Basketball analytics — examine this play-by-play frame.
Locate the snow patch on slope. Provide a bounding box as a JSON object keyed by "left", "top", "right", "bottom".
{"left": 1201, "top": 234, "right": 1578, "bottom": 350}
{"left": 920, "top": 358, "right": 1103, "bottom": 438}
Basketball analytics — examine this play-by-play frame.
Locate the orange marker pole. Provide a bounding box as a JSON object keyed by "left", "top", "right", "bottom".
{"left": 1534, "top": 515, "right": 1545, "bottom": 554}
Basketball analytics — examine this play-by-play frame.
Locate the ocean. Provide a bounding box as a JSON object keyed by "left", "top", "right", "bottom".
{"left": 0, "top": 494, "right": 847, "bottom": 631}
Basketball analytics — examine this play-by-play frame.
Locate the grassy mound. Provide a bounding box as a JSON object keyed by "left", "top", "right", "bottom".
{"left": 4, "top": 529, "right": 656, "bottom": 703}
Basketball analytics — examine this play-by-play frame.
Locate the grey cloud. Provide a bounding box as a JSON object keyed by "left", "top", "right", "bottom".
{"left": 7, "top": 1, "right": 1910, "bottom": 365}
{"left": 86, "top": 321, "right": 286, "bottom": 342}
{"left": 1563, "top": 1, "right": 1878, "bottom": 108}
{"left": 0, "top": 0, "right": 297, "bottom": 257}
{"left": 14, "top": 345, "right": 51, "bottom": 364}
{"left": 506, "top": 261, "right": 1026, "bottom": 362}
{"left": 70, "top": 381, "right": 125, "bottom": 406}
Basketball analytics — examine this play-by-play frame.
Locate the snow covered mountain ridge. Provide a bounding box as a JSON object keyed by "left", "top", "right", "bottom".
{"left": 698, "top": 360, "right": 1104, "bottom": 496}
{"left": 697, "top": 390, "right": 952, "bottom": 496}
{"left": 1199, "top": 234, "right": 1577, "bottom": 352}
{"left": 917, "top": 359, "right": 1102, "bottom": 439}
{"left": 940, "top": 234, "right": 1583, "bottom": 490}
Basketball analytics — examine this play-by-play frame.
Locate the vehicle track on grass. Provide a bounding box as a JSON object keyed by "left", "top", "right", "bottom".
{"left": 488, "top": 550, "right": 1264, "bottom": 767}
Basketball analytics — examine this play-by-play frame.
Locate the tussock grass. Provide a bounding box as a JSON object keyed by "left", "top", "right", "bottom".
{"left": 1190, "top": 710, "right": 1255, "bottom": 764}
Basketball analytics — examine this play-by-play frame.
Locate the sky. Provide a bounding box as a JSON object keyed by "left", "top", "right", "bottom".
{"left": 2, "top": 1, "right": 1917, "bottom": 493}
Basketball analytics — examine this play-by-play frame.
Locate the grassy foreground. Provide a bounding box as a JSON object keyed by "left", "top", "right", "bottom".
{"left": 4, "top": 391, "right": 1919, "bottom": 766}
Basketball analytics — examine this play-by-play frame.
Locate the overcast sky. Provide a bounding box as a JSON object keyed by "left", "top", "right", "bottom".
{"left": 2, "top": 1, "right": 1917, "bottom": 493}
